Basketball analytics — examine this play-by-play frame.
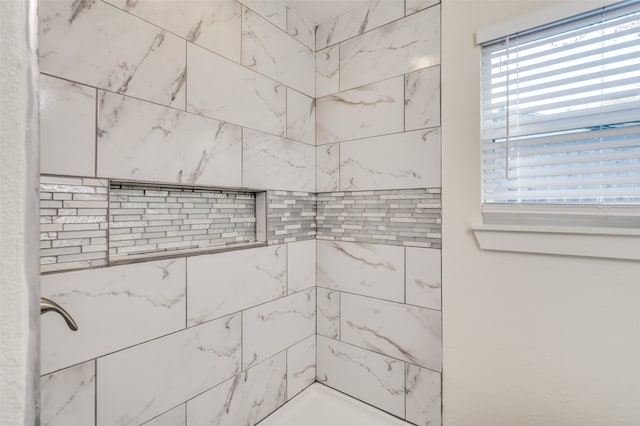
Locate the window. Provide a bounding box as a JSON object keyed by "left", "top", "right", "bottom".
{"left": 481, "top": 0, "right": 640, "bottom": 218}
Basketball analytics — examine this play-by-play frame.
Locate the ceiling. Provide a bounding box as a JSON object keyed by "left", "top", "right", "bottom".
{"left": 286, "top": 0, "right": 371, "bottom": 27}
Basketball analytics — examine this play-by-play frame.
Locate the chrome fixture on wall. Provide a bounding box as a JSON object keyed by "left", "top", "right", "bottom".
{"left": 40, "top": 297, "right": 78, "bottom": 331}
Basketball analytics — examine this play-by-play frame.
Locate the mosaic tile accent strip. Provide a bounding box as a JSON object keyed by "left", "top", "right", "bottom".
{"left": 109, "top": 182, "right": 257, "bottom": 258}
{"left": 40, "top": 176, "right": 109, "bottom": 273}
{"left": 316, "top": 189, "right": 441, "bottom": 248}
{"left": 267, "top": 191, "right": 317, "bottom": 244}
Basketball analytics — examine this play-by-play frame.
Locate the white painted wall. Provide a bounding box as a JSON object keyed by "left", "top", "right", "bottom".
{"left": 442, "top": 1, "right": 640, "bottom": 425}
{"left": 0, "top": 0, "right": 40, "bottom": 424}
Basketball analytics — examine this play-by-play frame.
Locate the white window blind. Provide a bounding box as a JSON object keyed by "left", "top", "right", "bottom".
{"left": 481, "top": 0, "right": 640, "bottom": 206}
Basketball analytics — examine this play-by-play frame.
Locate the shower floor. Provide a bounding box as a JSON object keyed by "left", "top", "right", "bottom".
{"left": 259, "top": 383, "right": 411, "bottom": 426}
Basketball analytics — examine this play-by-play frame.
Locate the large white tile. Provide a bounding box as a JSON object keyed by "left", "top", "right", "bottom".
{"left": 405, "top": 66, "right": 441, "bottom": 131}
{"left": 316, "top": 144, "right": 340, "bottom": 192}
{"left": 260, "top": 383, "right": 412, "bottom": 426}
{"left": 286, "top": 6, "right": 315, "bottom": 50}
{"left": 340, "top": 6, "right": 441, "bottom": 90}
{"left": 406, "top": 248, "right": 441, "bottom": 310}
{"left": 341, "top": 293, "right": 442, "bottom": 371}
{"left": 243, "top": 129, "right": 315, "bottom": 192}
{"left": 317, "top": 287, "right": 340, "bottom": 339}
{"left": 105, "top": 0, "right": 241, "bottom": 63}
{"left": 316, "top": 336, "right": 405, "bottom": 418}
{"left": 187, "top": 352, "right": 287, "bottom": 426}
{"left": 97, "top": 314, "right": 241, "bottom": 426}
{"left": 39, "top": 75, "right": 96, "bottom": 177}
{"left": 39, "top": 0, "right": 185, "bottom": 108}
{"left": 238, "top": 0, "right": 286, "bottom": 30}
{"left": 287, "top": 335, "right": 316, "bottom": 398}
{"left": 242, "top": 7, "right": 314, "bottom": 96}
{"left": 316, "top": 46, "right": 340, "bottom": 98}
{"left": 315, "top": 0, "right": 405, "bottom": 50}
{"left": 286, "top": 89, "right": 315, "bottom": 145}
{"left": 317, "top": 241, "right": 404, "bottom": 302}
{"left": 41, "top": 259, "right": 186, "bottom": 374}
{"left": 242, "top": 288, "right": 315, "bottom": 369}
{"left": 187, "top": 245, "right": 286, "bottom": 325}
{"left": 406, "top": 364, "right": 441, "bottom": 426}
{"left": 187, "top": 44, "right": 286, "bottom": 136}
{"left": 97, "top": 91, "right": 242, "bottom": 187}
{"left": 142, "top": 405, "right": 186, "bottom": 426}
{"left": 406, "top": 0, "right": 440, "bottom": 15}
{"left": 316, "top": 77, "right": 404, "bottom": 145}
{"left": 287, "top": 240, "right": 316, "bottom": 294}
{"left": 41, "top": 361, "right": 95, "bottom": 426}
{"left": 340, "top": 128, "right": 441, "bottom": 191}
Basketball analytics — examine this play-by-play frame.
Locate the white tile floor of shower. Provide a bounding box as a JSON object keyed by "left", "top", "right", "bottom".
{"left": 259, "top": 383, "right": 412, "bottom": 426}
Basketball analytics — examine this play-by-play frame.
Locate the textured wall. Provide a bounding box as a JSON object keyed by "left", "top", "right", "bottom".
{"left": 0, "top": 0, "right": 39, "bottom": 424}
{"left": 442, "top": 1, "right": 640, "bottom": 425}
{"left": 38, "top": 1, "right": 317, "bottom": 425}
{"left": 314, "top": 2, "right": 443, "bottom": 425}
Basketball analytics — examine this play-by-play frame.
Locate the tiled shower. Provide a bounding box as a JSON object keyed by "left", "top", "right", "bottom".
{"left": 39, "top": 0, "right": 442, "bottom": 425}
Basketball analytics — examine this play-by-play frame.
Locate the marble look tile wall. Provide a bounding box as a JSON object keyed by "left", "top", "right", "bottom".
{"left": 39, "top": 0, "right": 186, "bottom": 108}
{"left": 316, "top": 77, "right": 404, "bottom": 145}
{"left": 97, "top": 91, "right": 243, "bottom": 187}
{"left": 40, "top": 361, "right": 95, "bottom": 426}
{"left": 315, "top": 0, "right": 405, "bottom": 50}
{"left": 242, "top": 7, "right": 314, "bottom": 97}
{"left": 104, "top": 0, "right": 242, "bottom": 63}
{"left": 339, "top": 6, "right": 441, "bottom": 91}
{"left": 39, "top": 2, "right": 320, "bottom": 423}
{"left": 243, "top": 129, "right": 315, "bottom": 192}
{"left": 39, "top": 75, "right": 96, "bottom": 177}
{"left": 316, "top": 240, "right": 443, "bottom": 425}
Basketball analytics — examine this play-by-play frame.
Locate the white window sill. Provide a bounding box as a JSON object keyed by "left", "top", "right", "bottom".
{"left": 471, "top": 224, "right": 640, "bottom": 261}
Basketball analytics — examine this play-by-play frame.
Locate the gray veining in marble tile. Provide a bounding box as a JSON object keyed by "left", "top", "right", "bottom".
{"left": 41, "top": 361, "right": 95, "bottom": 426}
{"left": 286, "top": 6, "right": 315, "bottom": 50}
{"left": 316, "top": 46, "right": 340, "bottom": 98}
{"left": 287, "top": 335, "right": 316, "bottom": 399}
{"left": 187, "top": 245, "right": 286, "bottom": 326}
{"left": 242, "top": 288, "right": 315, "bottom": 369}
{"left": 405, "top": 66, "right": 441, "bottom": 131}
{"left": 406, "top": 247, "right": 441, "bottom": 311}
{"left": 242, "top": 7, "right": 315, "bottom": 96}
{"left": 187, "top": 352, "right": 287, "bottom": 426}
{"left": 287, "top": 240, "right": 316, "bottom": 294}
{"left": 340, "top": 128, "right": 441, "bottom": 191}
{"left": 316, "top": 77, "right": 404, "bottom": 145}
{"left": 406, "top": 0, "right": 440, "bottom": 15}
{"left": 339, "top": 6, "right": 441, "bottom": 90}
{"left": 187, "top": 43, "right": 286, "bottom": 136}
{"left": 341, "top": 293, "right": 442, "bottom": 371}
{"left": 97, "top": 91, "right": 242, "bottom": 187}
{"left": 317, "top": 240, "right": 404, "bottom": 302}
{"left": 105, "top": 0, "right": 242, "bottom": 63}
{"left": 97, "top": 314, "right": 241, "bottom": 426}
{"left": 39, "top": 0, "right": 186, "bottom": 108}
{"left": 141, "top": 405, "right": 186, "bottom": 426}
{"left": 406, "top": 364, "right": 442, "bottom": 426}
{"left": 243, "top": 129, "right": 315, "bottom": 192}
{"left": 238, "top": 0, "right": 287, "bottom": 30}
{"left": 316, "top": 336, "right": 405, "bottom": 418}
{"left": 39, "top": 75, "right": 96, "bottom": 177}
{"left": 316, "top": 144, "right": 340, "bottom": 192}
{"left": 41, "top": 259, "right": 185, "bottom": 374}
{"left": 315, "top": 0, "right": 405, "bottom": 50}
{"left": 317, "top": 287, "right": 340, "bottom": 339}
{"left": 287, "top": 89, "right": 315, "bottom": 145}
